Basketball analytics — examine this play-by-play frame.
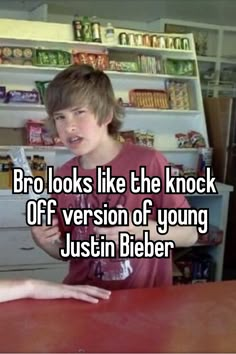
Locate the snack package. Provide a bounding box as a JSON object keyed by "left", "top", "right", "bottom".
{"left": 0, "top": 86, "right": 6, "bottom": 100}
{"left": 175, "top": 133, "right": 192, "bottom": 148}
{"left": 26, "top": 120, "right": 43, "bottom": 145}
{"left": 165, "top": 59, "right": 196, "bottom": 76}
{"left": 119, "top": 130, "right": 136, "bottom": 144}
{"left": 72, "top": 51, "right": 109, "bottom": 70}
{"left": 0, "top": 46, "right": 35, "bottom": 65}
{"left": 41, "top": 126, "right": 54, "bottom": 146}
{"left": 188, "top": 130, "right": 206, "bottom": 148}
{"left": 35, "top": 49, "right": 71, "bottom": 67}
{"left": 197, "top": 147, "right": 213, "bottom": 177}
{"left": 4, "top": 89, "right": 39, "bottom": 104}
{"left": 9, "top": 146, "right": 38, "bottom": 200}
{"left": 9, "top": 146, "right": 61, "bottom": 246}
{"left": 35, "top": 81, "right": 51, "bottom": 104}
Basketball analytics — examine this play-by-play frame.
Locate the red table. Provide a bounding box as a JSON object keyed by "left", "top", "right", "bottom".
{"left": 0, "top": 280, "right": 235, "bottom": 352}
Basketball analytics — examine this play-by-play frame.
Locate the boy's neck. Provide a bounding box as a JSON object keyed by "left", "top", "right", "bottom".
{"left": 79, "top": 136, "right": 122, "bottom": 169}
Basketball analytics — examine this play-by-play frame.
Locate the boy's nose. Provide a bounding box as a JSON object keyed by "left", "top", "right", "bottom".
{"left": 65, "top": 119, "right": 77, "bottom": 132}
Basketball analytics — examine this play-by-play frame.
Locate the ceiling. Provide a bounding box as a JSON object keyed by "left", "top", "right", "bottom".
{"left": 1, "top": 0, "right": 236, "bottom": 26}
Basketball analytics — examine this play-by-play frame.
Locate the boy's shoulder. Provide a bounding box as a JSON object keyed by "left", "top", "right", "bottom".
{"left": 122, "top": 143, "right": 168, "bottom": 167}
{"left": 55, "top": 156, "right": 78, "bottom": 177}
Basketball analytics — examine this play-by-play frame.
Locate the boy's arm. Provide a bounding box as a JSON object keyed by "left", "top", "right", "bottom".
{"left": 0, "top": 279, "right": 31, "bottom": 303}
{"left": 141, "top": 222, "right": 198, "bottom": 247}
{"left": 31, "top": 217, "right": 65, "bottom": 261}
{"left": 0, "top": 279, "right": 111, "bottom": 303}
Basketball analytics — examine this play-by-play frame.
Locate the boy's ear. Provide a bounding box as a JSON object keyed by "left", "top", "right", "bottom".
{"left": 104, "top": 111, "right": 113, "bottom": 126}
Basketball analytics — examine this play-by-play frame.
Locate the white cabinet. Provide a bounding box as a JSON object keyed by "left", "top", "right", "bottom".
{"left": 0, "top": 228, "right": 57, "bottom": 266}
{"left": 153, "top": 18, "right": 236, "bottom": 98}
{"left": 187, "top": 183, "right": 233, "bottom": 280}
{"left": 0, "top": 264, "right": 67, "bottom": 282}
{"left": 0, "top": 193, "right": 68, "bottom": 281}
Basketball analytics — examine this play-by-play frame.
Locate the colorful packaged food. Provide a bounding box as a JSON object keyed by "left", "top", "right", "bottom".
{"left": 0, "top": 46, "right": 35, "bottom": 65}
{"left": 0, "top": 86, "right": 6, "bottom": 100}
{"left": 182, "top": 38, "right": 190, "bottom": 50}
{"left": 35, "top": 49, "right": 71, "bottom": 67}
{"left": 119, "top": 32, "right": 128, "bottom": 45}
{"left": 72, "top": 51, "right": 109, "bottom": 70}
{"left": 166, "top": 37, "right": 175, "bottom": 49}
{"left": 82, "top": 16, "right": 93, "bottom": 42}
{"left": 35, "top": 81, "right": 51, "bottom": 104}
{"left": 4, "top": 89, "right": 39, "bottom": 104}
{"left": 41, "top": 126, "right": 54, "bottom": 146}
{"left": 165, "top": 59, "right": 196, "bottom": 76}
{"left": 135, "top": 34, "right": 143, "bottom": 46}
{"left": 138, "top": 55, "right": 163, "bottom": 74}
{"left": 72, "top": 15, "right": 83, "bottom": 41}
{"left": 129, "top": 89, "right": 169, "bottom": 109}
{"left": 142, "top": 34, "right": 151, "bottom": 47}
{"left": 26, "top": 120, "right": 43, "bottom": 145}
{"left": 197, "top": 147, "right": 213, "bottom": 177}
{"left": 128, "top": 33, "right": 136, "bottom": 46}
{"left": 166, "top": 80, "right": 190, "bottom": 110}
{"left": 188, "top": 131, "right": 206, "bottom": 148}
{"left": 175, "top": 133, "right": 192, "bottom": 148}
{"left": 169, "top": 163, "right": 184, "bottom": 176}
{"left": 118, "top": 131, "right": 136, "bottom": 144}
{"left": 91, "top": 16, "right": 102, "bottom": 43}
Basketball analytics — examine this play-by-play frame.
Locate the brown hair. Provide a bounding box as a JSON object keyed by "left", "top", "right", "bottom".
{"left": 44, "top": 64, "right": 124, "bottom": 136}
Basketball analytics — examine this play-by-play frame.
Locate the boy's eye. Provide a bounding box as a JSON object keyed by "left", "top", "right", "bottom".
{"left": 54, "top": 115, "right": 64, "bottom": 120}
{"left": 74, "top": 110, "right": 85, "bottom": 116}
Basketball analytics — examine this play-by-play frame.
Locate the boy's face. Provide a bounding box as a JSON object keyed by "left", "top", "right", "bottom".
{"left": 53, "top": 106, "right": 110, "bottom": 157}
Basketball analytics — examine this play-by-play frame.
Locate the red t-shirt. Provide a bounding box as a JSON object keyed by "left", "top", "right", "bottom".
{"left": 52, "top": 143, "right": 190, "bottom": 290}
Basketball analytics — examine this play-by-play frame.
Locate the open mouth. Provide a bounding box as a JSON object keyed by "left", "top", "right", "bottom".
{"left": 67, "top": 136, "right": 83, "bottom": 145}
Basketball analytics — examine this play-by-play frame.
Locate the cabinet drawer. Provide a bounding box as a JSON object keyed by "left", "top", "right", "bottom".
{"left": 0, "top": 228, "right": 62, "bottom": 266}
{"left": 0, "top": 199, "right": 27, "bottom": 228}
{"left": 0, "top": 264, "right": 68, "bottom": 282}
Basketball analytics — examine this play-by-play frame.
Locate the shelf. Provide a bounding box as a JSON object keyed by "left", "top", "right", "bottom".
{"left": 125, "top": 107, "right": 200, "bottom": 114}
{"left": 158, "top": 148, "right": 198, "bottom": 152}
{"left": 0, "top": 145, "right": 198, "bottom": 153}
{"left": 0, "top": 64, "right": 197, "bottom": 81}
{"left": 186, "top": 182, "right": 234, "bottom": 196}
{"left": 0, "top": 145, "right": 68, "bottom": 151}
{"left": 106, "top": 71, "right": 197, "bottom": 80}
{"left": 0, "top": 36, "right": 108, "bottom": 53}
{"left": 0, "top": 36, "right": 194, "bottom": 57}
{"left": 220, "top": 58, "right": 236, "bottom": 65}
{"left": 0, "top": 64, "right": 64, "bottom": 75}
{"left": 0, "top": 104, "right": 201, "bottom": 128}
{"left": 107, "top": 44, "right": 193, "bottom": 57}
{"left": 0, "top": 104, "right": 199, "bottom": 114}
{"left": 197, "top": 56, "right": 217, "bottom": 63}
{"left": 0, "top": 103, "right": 45, "bottom": 111}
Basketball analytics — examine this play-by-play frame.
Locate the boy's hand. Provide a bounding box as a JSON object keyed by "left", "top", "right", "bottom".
{"left": 31, "top": 217, "right": 61, "bottom": 247}
{"left": 94, "top": 207, "right": 143, "bottom": 243}
{"left": 28, "top": 280, "right": 111, "bottom": 304}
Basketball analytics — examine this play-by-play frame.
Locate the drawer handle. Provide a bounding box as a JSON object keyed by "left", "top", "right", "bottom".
{"left": 19, "top": 247, "right": 35, "bottom": 251}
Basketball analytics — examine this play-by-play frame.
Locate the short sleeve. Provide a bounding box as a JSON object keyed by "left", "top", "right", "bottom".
{"left": 148, "top": 151, "right": 190, "bottom": 209}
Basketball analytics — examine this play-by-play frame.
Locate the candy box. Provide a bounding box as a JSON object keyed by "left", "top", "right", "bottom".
{"left": 188, "top": 130, "right": 206, "bottom": 147}
{"left": 0, "top": 86, "right": 6, "bottom": 100}
{"left": 4, "top": 89, "right": 39, "bottom": 104}
{"left": 175, "top": 133, "right": 192, "bottom": 148}
{"left": 25, "top": 120, "right": 43, "bottom": 145}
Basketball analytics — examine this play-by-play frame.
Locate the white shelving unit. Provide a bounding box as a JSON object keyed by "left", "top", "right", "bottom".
{"left": 0, "top": 18, "right": 233, "bottom": 282}
{"left": 154, "top": 18, "right": 236, "bottom": 98}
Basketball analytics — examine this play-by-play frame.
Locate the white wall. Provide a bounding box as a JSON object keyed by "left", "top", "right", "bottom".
{"left": 47, "top": 13, "right": 149, "bottom": 31}
{"left": 0, "top": 9, "right": 29, "bottom": 20}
